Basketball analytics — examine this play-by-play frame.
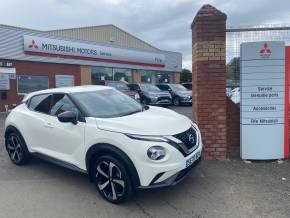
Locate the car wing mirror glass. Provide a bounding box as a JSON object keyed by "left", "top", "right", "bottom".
{"left": 57, "top": 111, "right": 78, "bottom": 125}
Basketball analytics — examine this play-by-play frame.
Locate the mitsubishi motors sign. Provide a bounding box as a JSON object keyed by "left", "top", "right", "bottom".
{"left": 23, "top": 35, "right": 165, "bottom": 68}
{"left": 240, "top": 41, "right": 288, "bottom": 160}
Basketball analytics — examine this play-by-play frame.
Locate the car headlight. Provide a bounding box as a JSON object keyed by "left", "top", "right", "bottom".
{"left": 125, "top": 134, "right": 169, "bottom": 142}
{"left": 147, "top": 146, "right": 166, "bottom": 160}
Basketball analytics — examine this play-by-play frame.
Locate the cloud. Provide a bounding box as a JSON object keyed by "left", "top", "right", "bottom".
{"left": 0, "top": 0, "right": 290, "bottom": 70}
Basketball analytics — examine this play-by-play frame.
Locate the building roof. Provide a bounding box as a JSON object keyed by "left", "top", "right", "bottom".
{"left": 0, "top": 24, "right": 182, "bottom": 72}
{"left": 45, "top": 24, "right": 159, "bottom": 51}
{"left": 0, "top": 24, "right": 159, "bottom": 51}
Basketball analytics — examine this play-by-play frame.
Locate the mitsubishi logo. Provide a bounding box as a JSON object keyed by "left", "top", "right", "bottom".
{"left": 188, "top": 133, "right": 195, "bottom": 144}
{"left": 28, "top": 40, "right": 38, "bottom": 49}
{"left": 259, "top": 43, "right": 271, "bottom": 54}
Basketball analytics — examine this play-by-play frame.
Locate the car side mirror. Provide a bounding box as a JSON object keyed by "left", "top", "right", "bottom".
{"left": 57, "top": 111, "right": 78, "bottom": 125}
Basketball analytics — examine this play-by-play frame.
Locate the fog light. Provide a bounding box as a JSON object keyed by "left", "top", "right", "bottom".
{"left": 147, "top": 146, "right": 166, "bottom": 160}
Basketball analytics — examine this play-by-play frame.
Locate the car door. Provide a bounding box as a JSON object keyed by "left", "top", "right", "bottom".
{"left": 25, "top": 93, "right": 53, "bottom": 151}
{"left": 44, "top": 93, "right": 85, "bottom": 166}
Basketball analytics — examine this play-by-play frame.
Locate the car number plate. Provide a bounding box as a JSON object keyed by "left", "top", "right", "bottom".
{"left": 185, "top": 150, "right": 201, "bottom": 168}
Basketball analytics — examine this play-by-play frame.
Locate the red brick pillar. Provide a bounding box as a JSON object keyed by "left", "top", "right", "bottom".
{"left": 191, "top": 5, "right": 227, "bottom": 160}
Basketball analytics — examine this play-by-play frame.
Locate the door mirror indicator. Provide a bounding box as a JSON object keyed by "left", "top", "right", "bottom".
{"left": 57, "top": 111, "right": 78, "bottom": 124}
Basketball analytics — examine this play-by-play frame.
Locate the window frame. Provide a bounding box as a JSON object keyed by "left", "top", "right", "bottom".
{"left": 27, "top": 93, "right": 53, "bottom": 115}
{"left": 17, "top": 75, "right": 49, "bottom": 95}
{"left": 26, "top": 92, "right": 86, "bottom": 122}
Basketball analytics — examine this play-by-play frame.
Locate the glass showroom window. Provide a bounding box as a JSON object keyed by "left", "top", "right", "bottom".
{"left": 91, "top": 67, "right": 113, "bottom": 84}
{"left": 17, "top": 75, "right": 49, "bottom": 94}
{"left": 141, "top": 70, "right": 154, "bottom": 83}
{"left": 155, "top": 71, "right": 174, "bottom": 84}
{"left": 113, "top": 68, "right": 132, "bottom": 83}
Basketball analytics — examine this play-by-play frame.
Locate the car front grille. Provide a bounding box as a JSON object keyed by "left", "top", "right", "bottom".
{"left": 157, "top": 96, "right": 171, "bottom": 101}
{"left": 173, "top": 127, "right": 198, "bottom": 152}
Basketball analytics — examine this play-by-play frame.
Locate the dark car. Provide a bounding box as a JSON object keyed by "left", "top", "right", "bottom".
{"left": 156, "top": 83, "right": 192, "bottom": 106}
{"left": 105, "top": 81, "right": 140, "bottom": 101}
{"left": 127, "top": 83, "right": 172, "bottom": 106}
{"left": 181, "top": 82, "right": 192, "bottom": 90}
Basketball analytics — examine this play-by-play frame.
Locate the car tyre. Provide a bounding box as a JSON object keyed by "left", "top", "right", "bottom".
{"left": 5, "top": 131, "right": 30, "bottom": 165}
{"left": 141, "top": 98, "right": 149, "bottom": 105}
{"left": 173, "top": 97, "right": 180, "bottom": 106}
{"left": 94, "top": 155, "right": 133, "bottom": 204}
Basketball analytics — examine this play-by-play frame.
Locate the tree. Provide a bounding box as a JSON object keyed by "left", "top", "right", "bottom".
{"left": 226, "top": 57, "right": 240, "bottom": 86}
{"left": 180, "top": 68, "right": 192, "bottom": 83}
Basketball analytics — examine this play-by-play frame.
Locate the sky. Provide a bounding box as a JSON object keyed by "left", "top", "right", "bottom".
{"left": 1, "top": 0, "right": 290, "bottom": 70}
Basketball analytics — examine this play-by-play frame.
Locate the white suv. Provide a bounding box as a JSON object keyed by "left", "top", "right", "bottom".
{"left": 4, "top": 86, "right": 202, "bottom": 203}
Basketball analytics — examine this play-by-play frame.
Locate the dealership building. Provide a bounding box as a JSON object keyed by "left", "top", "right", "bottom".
{"left": 0, "top": 24, "right": 182, "bottom": 112}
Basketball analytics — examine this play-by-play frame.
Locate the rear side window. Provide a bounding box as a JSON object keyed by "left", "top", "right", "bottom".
{"left": 29, "top": 94, "right": 52, "bottom": 114}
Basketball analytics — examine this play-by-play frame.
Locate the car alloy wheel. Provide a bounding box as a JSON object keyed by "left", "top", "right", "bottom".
{"left": 94, "top": 156, "right": 132, "bottom": 203}
{"left": 173, "top": 97, "right": 180, "bottom": 106}
{"left": 5, "top": 132, "right": 29, "bottom": 165}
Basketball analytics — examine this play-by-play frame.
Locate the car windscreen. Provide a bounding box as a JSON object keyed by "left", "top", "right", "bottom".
{"left": 106, "top": 82, "right": 129, "bottom": 91}
{"left": 139, "top": 84, "right": 160, "bottom": 92}
{"left": 170, "top": 84, "right": 188, "bottom": 91}
{"left": 71, "top": 89, "right": 142, "bottom": 118}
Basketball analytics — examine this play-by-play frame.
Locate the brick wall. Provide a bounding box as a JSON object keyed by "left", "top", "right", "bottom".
{"left": 132, "top": 70, "right": 141, "bottom": 83}
{"left": 174, "top": 72, "right": 181, "bottom": 83}
{"left": 80, "top": 65, "right": 92, "bottom": 85}
{"left": 191, "top": 5, "right": 227, "bottom": 160}
{"left": 0, "top": 60, "right": 81, "bottom": 112}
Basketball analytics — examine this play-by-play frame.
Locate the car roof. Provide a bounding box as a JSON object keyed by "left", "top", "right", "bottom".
{"left": 22, "top": 85, "right": 113, "bottom": 102}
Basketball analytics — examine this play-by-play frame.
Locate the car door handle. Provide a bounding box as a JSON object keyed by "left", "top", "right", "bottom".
{"left": 44, "top": 122, "right": 54, "bottom": 128}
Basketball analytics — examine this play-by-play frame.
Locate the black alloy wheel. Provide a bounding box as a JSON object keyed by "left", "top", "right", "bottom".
{"left": 94, "top": 155, "right": 132, "bottom": 203}
{"left": 5, "top": 132, "right": 30, "bottom": 165}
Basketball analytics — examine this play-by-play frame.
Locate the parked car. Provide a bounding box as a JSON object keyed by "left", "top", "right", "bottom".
{"left": 105, "top": 81, "right": 140, "bottom": 101}
{"left": 4, "top": 86, "right": 203, "bottom": 203}
{"left": 226, "top": 87, "right": 232, "bottom": 97}
{"left": 181, "top": 82, "right": 192, "bottom": 90}
{"left": 230, "top": 87, "right": 240, "bottom": 104}
{"left": 156, "top": 83, "right": 192, "bottom": 106}
{"left": 127, "top": 83, "right": 172, "bottom": 106}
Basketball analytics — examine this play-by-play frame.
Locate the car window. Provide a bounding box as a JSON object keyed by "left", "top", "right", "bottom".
{"left": 107, "top": 82, "right": 129, "bottom": 91}
{"left": 128, "top": 84, "right": 138, "bottom": 91}
{"left": 72, "top": 89, "right": 142, "bottom": 118}
{"left": 170, "top": 84, "right": 188, "bottom": 91}
{"left": 50, "top": 94, "right": 80, "bottom": 117}
{"left": 29, "top": 94, "right": 52, "bottom": 114}
{"left": 159, "top": 85, "right": 169, "bottom": 90}
{"left": 140, "top": 84, "right": 160, "bottom": 92}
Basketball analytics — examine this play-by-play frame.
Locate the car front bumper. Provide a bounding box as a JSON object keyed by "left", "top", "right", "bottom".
{"left": 180, "top": 97, "right": 192, "bottom": 104}
{"left": 138, "top": 156, "right": 201, "bottom": 189}
{"left": 136, "top": 142, "right": 203, "bottom": 189}
{"left": 149, "top": 97, "right": 172, "bottom": 105}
